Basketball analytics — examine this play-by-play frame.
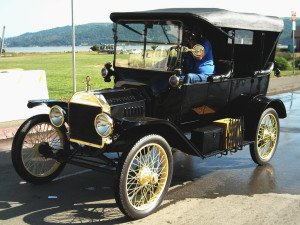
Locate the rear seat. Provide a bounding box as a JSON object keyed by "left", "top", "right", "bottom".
{"left": 207, "top": 60, "right": 232, "bottom": 82}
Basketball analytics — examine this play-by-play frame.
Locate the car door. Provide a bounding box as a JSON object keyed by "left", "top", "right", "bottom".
{"left": 180, "top": 80, "right": 230, "bottom": 125}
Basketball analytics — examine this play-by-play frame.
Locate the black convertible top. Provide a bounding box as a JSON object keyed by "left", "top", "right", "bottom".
{"left": 110, "top": 8, "right": 284, "bottom": 32}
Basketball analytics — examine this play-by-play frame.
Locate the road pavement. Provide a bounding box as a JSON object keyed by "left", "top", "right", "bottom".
{"left": 0, "top": 91, "right": 300, "bottom": 224}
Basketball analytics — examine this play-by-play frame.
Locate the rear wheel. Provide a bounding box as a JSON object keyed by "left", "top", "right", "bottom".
{"left": 11, "top": 114, "right": 67, "bottom": 184}
{"left": 250, "top": 108, "right": 279, "bottom": 165}
{"left": 114, "top": 134, "right": 173, "bottom": 219}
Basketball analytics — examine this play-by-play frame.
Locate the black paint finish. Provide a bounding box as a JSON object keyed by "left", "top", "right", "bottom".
{"left": 26, "top": 9, "right": 287, "bottom": 158}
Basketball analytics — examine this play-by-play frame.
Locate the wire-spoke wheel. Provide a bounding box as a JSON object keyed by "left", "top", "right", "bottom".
{"left": 250, "top": 108, "right": 280, "bottom": 165}
{"left": 115, "top": 134, "right": 173, "bottom": 219}
{"left": 12, "top": 114, "right": 67, "bottom": 184}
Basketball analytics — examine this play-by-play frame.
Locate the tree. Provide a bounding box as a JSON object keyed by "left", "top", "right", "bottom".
{"left": 90, "top": 44, "right": 100, "bottom": 52}
{"left": 151, "top": 45, "right": 158, "bottom": 50}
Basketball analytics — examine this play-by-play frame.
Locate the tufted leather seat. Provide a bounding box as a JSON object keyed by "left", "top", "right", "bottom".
{"left": 207, "top": 60, "right": 232, "bottom": 82}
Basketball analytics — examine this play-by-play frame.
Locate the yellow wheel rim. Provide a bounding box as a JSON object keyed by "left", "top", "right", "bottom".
{"left": 21, "top": 122, "right": 63, "bottom": 177}
{"left": 125, "top": 143, "right": 169, "bottom": 211}
{"left": 256, "top": 113, "right": 278, "bottom": 160}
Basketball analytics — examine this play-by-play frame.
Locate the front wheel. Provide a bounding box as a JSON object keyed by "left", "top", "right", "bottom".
{"left": 250, "top": 108, "right": 280, "bottom": 165}
{"left": 11, "top": 114, "right": 67, "bottom": 184}
{"left": 114, "top": 134, "right": 173, "bottom": 219}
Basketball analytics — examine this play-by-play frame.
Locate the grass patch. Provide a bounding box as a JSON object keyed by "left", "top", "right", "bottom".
{"left": 279, "top": 69, "right": 300, "bottom": 76}
{"left": 0, "top": 52, "right": 114, "bottom": 99}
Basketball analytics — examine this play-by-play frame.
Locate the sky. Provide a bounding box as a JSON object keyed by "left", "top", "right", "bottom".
{"left": 0, "top": 0, "right": 299, "bottom": 38}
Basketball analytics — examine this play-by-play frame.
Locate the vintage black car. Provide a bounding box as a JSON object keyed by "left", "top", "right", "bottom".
{"left": 12, "top": 8, "right": 286, "bottom": 219}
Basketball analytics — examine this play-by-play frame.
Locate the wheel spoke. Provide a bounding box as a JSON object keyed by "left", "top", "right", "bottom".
{"left": 21, "top": 122, "right": 63, "bottom": 177}
{"left": 126, "top": 142, "right": 169, "bottom": 210}
{"left": 256, "top": 113, "right": 278, "bottom": 160}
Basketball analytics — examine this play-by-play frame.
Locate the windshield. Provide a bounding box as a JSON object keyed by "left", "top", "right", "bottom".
{"left": 115, "top": 20, "right": 182, "bottom": 71}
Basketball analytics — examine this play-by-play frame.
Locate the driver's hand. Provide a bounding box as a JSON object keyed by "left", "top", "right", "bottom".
{"left": 182, "top": 46, "right": 190, "bottom": 52}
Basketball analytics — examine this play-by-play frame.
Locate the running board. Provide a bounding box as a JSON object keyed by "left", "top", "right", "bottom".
{"left": 68, "top": 157, "right": 116, "bottom": 174}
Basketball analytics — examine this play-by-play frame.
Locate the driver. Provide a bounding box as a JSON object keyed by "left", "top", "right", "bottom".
{"left": 181, "top": 34, "right": 215, "bottom": 83}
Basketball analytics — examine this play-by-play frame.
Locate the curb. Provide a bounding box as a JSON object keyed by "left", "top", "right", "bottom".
{"left": 267, "top": 87, "right": 300, "bottom": 96}
{"left": 0, "top": 120, "right": 24, "bottom": 141}
{"left": 0, "top": 128, "right": 17, "bottom": 140}
{"left": 0, "top": 128, "right": 18, "bottom": 141}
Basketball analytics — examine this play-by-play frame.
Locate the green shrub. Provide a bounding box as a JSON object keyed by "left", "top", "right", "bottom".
{"left": 275, "top": 56, "right": 292, "bottom": 70}
{"left": 276, "top": 51, "right": 292, "bottom": 60}
{"left": 90, "top": 44, "right": 100, "bottom": 52}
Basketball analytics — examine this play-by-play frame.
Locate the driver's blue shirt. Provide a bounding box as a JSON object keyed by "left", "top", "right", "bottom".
{"left": 182, "top": 37, "right": 214, "bottom": 83}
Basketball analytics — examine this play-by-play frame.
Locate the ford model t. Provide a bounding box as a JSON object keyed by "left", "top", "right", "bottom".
{"left": 12, "top": 8, "right": 286, "bottom": 219}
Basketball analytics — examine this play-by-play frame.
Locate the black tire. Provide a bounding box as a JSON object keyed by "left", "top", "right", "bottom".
{"left": 114, "top": 134, "right": 173, "bottom": 219}
{"left": 250, "top": 108, "right": 280, "bottom": 165}
{"left": 11, "top": 114, "right": 67, "bottom": 184}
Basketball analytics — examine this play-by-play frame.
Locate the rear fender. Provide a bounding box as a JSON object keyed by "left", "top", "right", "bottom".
{"left": 244, "top": 95, "right": 286, "bottom": 141}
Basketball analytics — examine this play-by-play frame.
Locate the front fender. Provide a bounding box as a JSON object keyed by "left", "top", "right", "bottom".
{"left": 115, "top": 117, "right": 203, "bottom": 158}
{"left": 27, "top": 99, "right": 69, "bottom": 123}
{"left": 27, "top": 99, "right": 68, "bottom": 112}
{"left": 244, "top": 95, "right": 286, "bottom": 141}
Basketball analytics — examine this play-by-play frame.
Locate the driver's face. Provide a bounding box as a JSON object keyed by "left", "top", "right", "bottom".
{"left": 195, "top": 55, "right": 204, "bottom": 61}
{"left": 195, "top": 52, "right": 205, "bottom": 60}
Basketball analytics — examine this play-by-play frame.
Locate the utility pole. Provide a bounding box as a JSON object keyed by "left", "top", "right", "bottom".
{"left": 291, "top": 11, "right": 297, "bottom": 75}
{"left": 0, "top": 26, "right": 6, "bottom": 58}
{"left": 71, "top": 0, "right": 76, "bottom": 93}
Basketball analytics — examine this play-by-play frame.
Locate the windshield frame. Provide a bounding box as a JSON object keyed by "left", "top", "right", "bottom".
{"left": 113, "top": 19, "right": 183, "bottom": 72}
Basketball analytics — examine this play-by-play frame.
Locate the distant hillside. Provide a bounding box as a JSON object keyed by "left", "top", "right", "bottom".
{"left": 5, "top": 23, "right": 113, "bottom": 47}
{"left": 4, "top": 18, "right": 300, "bottom": 47}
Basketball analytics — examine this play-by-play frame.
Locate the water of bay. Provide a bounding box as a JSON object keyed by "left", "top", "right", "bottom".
{"left": 5, "top": 46, "right": 91, "bottom": 53}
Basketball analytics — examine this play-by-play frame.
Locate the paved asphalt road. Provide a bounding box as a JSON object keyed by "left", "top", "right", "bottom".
{"left": 0, "top": 91, "right": 300, "bottom": 225}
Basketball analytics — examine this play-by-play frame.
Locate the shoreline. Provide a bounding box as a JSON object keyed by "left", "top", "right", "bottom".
{"left": 4, "top": 46, "right": 92, "bottom": 53}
